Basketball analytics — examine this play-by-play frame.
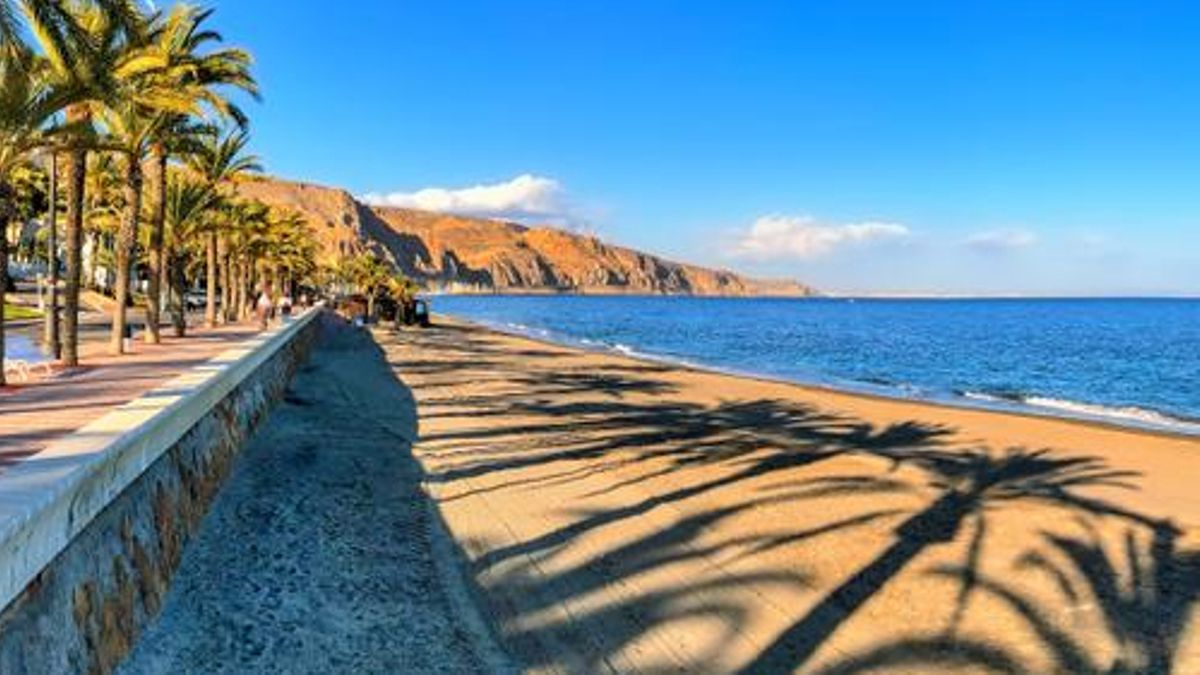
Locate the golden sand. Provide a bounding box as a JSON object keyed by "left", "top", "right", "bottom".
{"left": 381, "top": 319, "right": 1200, "bottom": 674}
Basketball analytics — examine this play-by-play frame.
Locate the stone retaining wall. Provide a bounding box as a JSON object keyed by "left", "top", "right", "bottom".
{"left": 0, "top": 311, "right": 321, "bottom": 674}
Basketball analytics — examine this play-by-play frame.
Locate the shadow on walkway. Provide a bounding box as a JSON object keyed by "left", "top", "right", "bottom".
{"left": 119, "top": 317, "right": 507, "bottom": 674}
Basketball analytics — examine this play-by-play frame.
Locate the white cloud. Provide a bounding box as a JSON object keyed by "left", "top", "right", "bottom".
{"left": 733, "top": 215, "right": 910, "bottom": 259}
{"left": 965, "top": 229, "right": 1037, "bottom": 252}
{"left": 361, "top": 174, "right": 574, "bottom": 223}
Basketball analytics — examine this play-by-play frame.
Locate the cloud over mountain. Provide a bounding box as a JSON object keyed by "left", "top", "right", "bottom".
{"left": 361, "top": 174, "right": 574, "bottom": 223}
{"left": 733, "top": 215, "right": 910, "bottom": 259}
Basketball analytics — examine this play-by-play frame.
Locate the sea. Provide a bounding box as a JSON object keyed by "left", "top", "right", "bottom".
{"left": 432, "top": 295, "right": 1200, "bottom": 436}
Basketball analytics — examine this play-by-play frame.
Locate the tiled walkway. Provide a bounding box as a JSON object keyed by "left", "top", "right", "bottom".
{"left": 0, "top": 322, "right": 260, "bottom": 471}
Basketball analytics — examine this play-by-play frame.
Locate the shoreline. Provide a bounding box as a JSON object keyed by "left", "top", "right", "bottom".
{"left": 436, "top": 312, "right": 1200, "bottom": 442}
{"left": 426, "top": 291, "right": 1200, "bottom": 300}
{"left": 392, "top": 316, "right": 1200, "bottom": 672}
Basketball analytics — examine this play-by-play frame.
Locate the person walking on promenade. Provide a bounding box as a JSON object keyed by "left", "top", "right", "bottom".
{"left": 255, "top": 285, "right": 274, "bottom": 330}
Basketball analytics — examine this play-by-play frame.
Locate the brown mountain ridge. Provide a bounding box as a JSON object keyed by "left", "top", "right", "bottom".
{"left": 236, "top": 176, "right": 814, "bottom": 296}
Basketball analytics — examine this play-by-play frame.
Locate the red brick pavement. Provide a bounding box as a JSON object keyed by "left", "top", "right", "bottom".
{"left": 0, "top": 323, "right": 261, "bottom": 471}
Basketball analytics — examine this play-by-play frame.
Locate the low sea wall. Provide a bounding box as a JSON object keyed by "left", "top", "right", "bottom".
{"left": 0, "top": 309, "right": 322, "bottom": 674}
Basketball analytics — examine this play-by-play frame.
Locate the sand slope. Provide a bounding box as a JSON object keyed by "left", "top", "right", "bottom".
{"left": 387, "top": 319, "right": 1200, "bottom": 674}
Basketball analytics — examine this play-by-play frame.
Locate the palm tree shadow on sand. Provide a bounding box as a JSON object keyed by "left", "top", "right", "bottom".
{"left": 902, "top": 518, "right": 1198, "bottom": 675}
{"left": 811, "top": 517, "right": 1200, "bottom": 674}
{"left": 464, "top": 401, "right": 955, "bottom": 574}
{"left": 740, "top": 447, "right": 1145, "bottom": 675}
{"left": 394, "top": 326, "right": 1196, "bottom": 673}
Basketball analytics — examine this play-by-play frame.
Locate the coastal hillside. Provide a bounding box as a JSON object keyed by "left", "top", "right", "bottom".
{"left": 236, "top": 176, "right": 813, "bottom": 296}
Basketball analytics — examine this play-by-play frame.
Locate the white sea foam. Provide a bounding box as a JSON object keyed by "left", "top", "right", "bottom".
{"left": 962, "top": 391, "right": 1020, "bottom": 404}
{"left": 1023, "top": 396, "right": 1196, "bottom": 430}
{"left": 962, "top": 390, "right": 1199, "bottom": 434}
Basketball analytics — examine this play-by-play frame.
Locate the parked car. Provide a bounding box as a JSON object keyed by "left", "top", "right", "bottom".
{"left": 184, "top": 291, "right": 209, "bottom": 312}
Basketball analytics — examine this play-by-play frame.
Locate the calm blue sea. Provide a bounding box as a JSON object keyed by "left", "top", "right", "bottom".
{"left": 433, "top": 296, "right": 1200, "bottom": 435}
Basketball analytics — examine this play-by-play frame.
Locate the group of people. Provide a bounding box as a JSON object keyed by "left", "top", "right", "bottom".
{"left": 254, "top": 285, "right": 310, "bottom": 329}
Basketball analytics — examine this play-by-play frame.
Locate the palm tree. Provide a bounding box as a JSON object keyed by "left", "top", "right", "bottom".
{"left": 81, "top": 149, "right": 121, "bottom": 287}
{"left": 161, "top": 173, "right": 215, "bottom": 336}
{"left": 348, "top": 253, "right": 392, "bottom": 319}
{"left": 221, "top": 197, "right": 267, "bottom": 321}
{"left": 143, "top": 4, "right": 256, "bottom": 342}
{"left": 0, "top": 42, "right": 66, "bottom": 385}
{"left": 263, "top": 208, "right": 314, "bottom": 298}
{"left": 98, "top": 103, "right": 163, "bottom": 354}
{"left": 29, "top": 0, "right": 149, "bottom": 366}
{"left": 3, "top": 1, "right": 138, "bottom": 55}
{"left": 184, "top": 127, "right": 260, "bottom": 327}
{"left": 5, "top": 1, "right": 259, "bottom": 361}
{"left": 387, "top": 272, "right": 421, "bottom": 324}
{"left": 97, "top": 4, "right": 238, "bottom": 354}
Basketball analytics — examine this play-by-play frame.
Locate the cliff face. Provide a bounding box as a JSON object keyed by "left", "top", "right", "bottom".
{"left": 237, "top": 176, "right": 813, "bottom": 297}
{"left": 235, "top": 177, "right": 367, "bottom": 265}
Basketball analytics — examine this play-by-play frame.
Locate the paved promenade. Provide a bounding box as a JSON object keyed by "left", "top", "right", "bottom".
{"left": 0, "top": 321, "right": 258, "bottom": 470}
{"left": 119, "top": 319, "right": 502, "bottom": 673}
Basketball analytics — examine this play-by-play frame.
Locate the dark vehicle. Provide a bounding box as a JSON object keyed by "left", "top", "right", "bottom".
{"left": 413, "top": 299, "right": 431, "bottom": 327}
{"left": 377, "top": 295, "right": 399, "bottom": 322}
{"left": 394, "top": 297, "right": 432, "bottom": 328}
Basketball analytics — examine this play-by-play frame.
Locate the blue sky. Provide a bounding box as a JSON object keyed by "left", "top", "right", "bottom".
{"left": 211, "top": 1, "right": 1200, "bottom": 295}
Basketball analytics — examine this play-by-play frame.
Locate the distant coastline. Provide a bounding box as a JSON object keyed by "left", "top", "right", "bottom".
{"left": 423, "top": 287, "right": 818, "bottom": 298}
{"left": 823, "top": 292, "right": 1200, "bottom": 300}
{"left": 236, "top": 175, "right": 813, "bottom": 298}
{"left": 424, "top": 289, "right": 1200, "bottom": 301}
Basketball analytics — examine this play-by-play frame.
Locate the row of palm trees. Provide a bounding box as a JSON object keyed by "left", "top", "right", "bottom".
{"left": 325, "top": 251, "right": 421, "bottom": 321}
{"left": 1, "top": 1, "right": 316, "bottom": 386}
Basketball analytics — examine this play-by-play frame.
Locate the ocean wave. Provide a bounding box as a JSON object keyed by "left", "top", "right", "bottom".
{"left": 961, "top": 390, "right": 1200, "bottom": 433}
{"left": 960, "top": 390, "right": 1026, "bottom": 404}
{"left": 490, "top": 322, "right": 659, "bottom": 362}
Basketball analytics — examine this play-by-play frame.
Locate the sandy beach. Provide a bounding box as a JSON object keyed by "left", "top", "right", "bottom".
{"left": 384, "top": 317, "right": 1200, "bottom": 674}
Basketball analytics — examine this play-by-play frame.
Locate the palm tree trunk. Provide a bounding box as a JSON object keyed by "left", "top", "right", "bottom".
{"left": 110, "top": 156, "right": 142, "bottom": 355}
{"left": 217, "top": 236, "right": 228, "bottom": 324}
{"left": 205, "top": 232, "right": 217, "bottom": 328}
{"left": 231, "top": 257, "right": 241, "bottom": 322}
{"left": 169, "top": 254, "right": 187, "bottom": 337}
{"left": 242, "top": 260, "right": 250, "bottom": 321}
{"left": 158, "top": 249, "right": 169, "bottom": 322}
{"left": 43, "top": 152, "right": 59, "bottom": 359}
{"left": 62, "top": 145, "right": 86, "bottom": 367}
{"left": 243, "top": 258, "right": 254, "bottom": 319}
{"left": 145, "top": 146, "right": 167, "bottom": 344}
